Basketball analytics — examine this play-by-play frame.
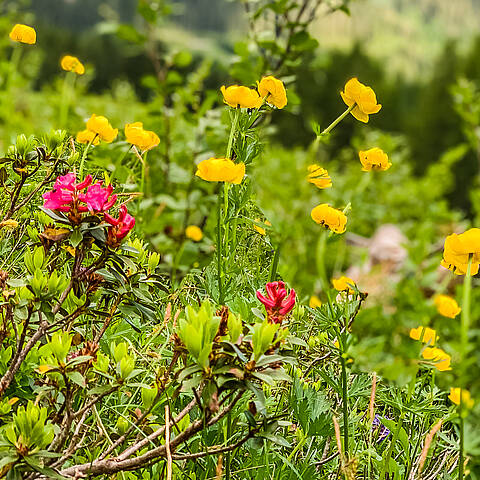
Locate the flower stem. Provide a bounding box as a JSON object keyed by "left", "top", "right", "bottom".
{"left": 459, "top": 407, "right": 465, "bottom": 479}
{"left": 141, "top": 151, "right": 148, "bottom": 196}
{"left": 59, "top": 71, "right": 76, "bottom": 129}
{"left": 6, "top": 44, "right": 21, "bottom": 92}
{"left": 217, "top": 190, "right": 223, "bottom": 304}
{"left": 340, "top": 354, "right": 349, "bottom": 457}
{"left": 460, "top": 256, "right": 472, "bottom": 362}
{"left": 79, "top": 136, "right": 96, "bottom": 177}
{"left": 226, "top": 109, "right": 240, "bottom": 159}
{"left": 319, "top": 104, "right": 356, "bottom": 137}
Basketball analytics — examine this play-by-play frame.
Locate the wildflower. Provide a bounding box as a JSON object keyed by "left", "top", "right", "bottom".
{"left": 340, "top": 78, "right": 382, "bottom": 123}
{"left": 9, "top": 24, "right": 36, "bottom": 44}
{"left": 422, "top": 347, "right": 451, "bottom": 372}
{"left": 85, "top": 114, "right": 118, "bottom": 143}
{"left": 332, "top": 276, "right": 356, "bottom": 293}
{"left": 76, "top": 129, "right": 100, "bottom": 145}
{"left": 448, "top": 388, "right": 474, "bottom": 409}
{"left": 105, "top": 205, "right": 135, "bottom": 247}
{"left": 220, "top": 85, "right": 262, "bottom": 109}
{"left": 372, "top": 414, "right": 391, "bottom": 443}
{"left": 358, "top": 148, "right": 391, "bottom": 172}
{"left": 195, "top": 157, "right": 245, "bottom": 184}
{"left": 185, "top": 225, "right": 203, "bottom": 242}
{"left": 124, "top": 122, "right": 160, "bottom": 152}
{"left": 257, "top": 76, "right": 287, "bottom": 109}
{"left": 409, "top": 326, "right": 438, "bottom": 346}
{"left": 434, "top": 295, "right": 461, "bottom": 319}
{"left": 307, "top": 165, "right": 332, "bottom": 189}
{"left": 60, "top": 55, "right": 85, "bottom": 75}
{"left": 84, "top": 183, "right": 117, "bottom": 213}
{"left": 309, "top": 295, "right": 322, "bottom": 308}
{"left": 254, "top": 218, "right": 271, "bottom": 235}
{"left": 256, "top": 281, "right": 296, "bottom": 324}
{"left": 441, "top": 228, "right": 480, "bottom": 275}
{"left": 311, "top": 204, "right": 347, "bottom": 234}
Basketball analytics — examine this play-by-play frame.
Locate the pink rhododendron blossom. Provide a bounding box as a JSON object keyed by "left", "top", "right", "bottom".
{"left": 105, "top": 205, "right": 135, "bottom": 245}
{"left": 84, "top": 183, "right": 117, "bottom": 213}
{"left": 256, "top": 281, "right": 296, "bottom": 324}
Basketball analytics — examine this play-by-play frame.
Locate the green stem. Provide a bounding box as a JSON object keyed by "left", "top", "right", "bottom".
{"left": 78, "top": 136, "right": 96, "bottom": 177}
{"left": 460, "top": 256, "right": 472, "bottom": 363}
{"left": 141, "top": 151, "right": 148, "bottom": 196}
{"left": 226, "top": 109, "right": 240, "bottom": 159}
{"left": 217, "top": 191, "right": 223, "bottom": 304}
{"left": 6, "top": 44, "right": 21, "bottom": 92}
{"left": 59, "top": 72, "right": 76, "bottom": 129}
{"left": 269, "top": 243, "right": 281, "bottom": 282}
{"left": 319, "top": 104, "right": 356, "bottom": 137}
{"left": 459, "top": 406, "right": 464, "bottom": 480}
{"left": 340, "top": 355, "right": 349, "bottom": 457}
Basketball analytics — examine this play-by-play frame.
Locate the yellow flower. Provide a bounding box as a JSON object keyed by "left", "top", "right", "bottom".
{"left": 441, "top": 228, "right": 480, "bottom": 275}
{"left": 220, "top": 85, "right": 262, "bottom": 109}
{"left": 434, "top": 295, "right": 461, "bottom": 319}
{"left": 358, "top": 148, "right": 391, "bottom": 172}
{"left": 85, "top": 114, "right": 118, "bottom": 143}
{"left": 332, "top": 276, "right": 356, "bottom": 293}
{"left": 195, "top": 157, "right": 245, "bottom": 184}
{"left": 60, "top": 55, "right": 85, "bottom": 75}
{"left": 185, "top": 225, "right": 203, "bottom": 242}
{"left": 422, "top": 347, "right": 451, "bottom": 372}
{"left": 9, "top": 24, "right": 36, "bottom": 44}
{"left": 311, "top": 204, "right": 347, "bottom": 234}
{"left": 340, "top": 78, "right": 382, "bottom": 123}
{"left": 448, "top": 388, "right": 474, "bottom": 409}
{"left": 309, "top": 295, "right": 322, "bottom": 309}
{"left": 307, "top": 165, "right": 332, "bottom": 189}
{"left": 0, "top": 219, "right": 19, "bottom": 230}
{"left": 257, "top": 76, "right": 287, "bottom": 109}
{"left": 76, "top": 129, "right": 100, "bottom": 145}
{"left": 124, "top": 122, "right": 160, "bottom": 151}
{"left": 409, "top": 326, "right": 438, "bottom": 346}
{"left": 253, "top": 218, "right": 271, "bottom": 235}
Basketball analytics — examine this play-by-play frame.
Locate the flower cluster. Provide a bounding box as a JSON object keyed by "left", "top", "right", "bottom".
{"left": 311, "top": 204, "right": 347, "bottom": 234}
{"left": 256, "top": 281, "right": 296, "bottom": 324}
{"left": 61, "top": 55, "right": 85, "bottom": 75}
{"left": 221, "top": 76, "right": 287, "bottom": 110}
{"left": 441, "top": 228, "right": 480, "bottom": 275}
{"left": 42, "top": 173, "right": 134, "bottom": 245}
{"left": 341, "top": 77, "right": 382, "bottom": 123}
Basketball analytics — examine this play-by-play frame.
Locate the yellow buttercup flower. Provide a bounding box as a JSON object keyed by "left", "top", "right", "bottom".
{"left": 85, "top": 114, "right": 118, "bottom": 143}
{"left": 422, "top": 347, "right": 451, "bottom": 372}
{"left": 76, "top": 129, "right": 100, "bottom": 145}
{"left": 124, "top": 122, "right": 160, "bottom": 151}
{"left": 195, "top": 157, "right": 245, "bottom": 184}
{"left": 257, "top": 76, "right": 287, "bottom": 109}
{"left": 340, "top": 78, "right": 382, "bottom": 123}
{"left": 253, "top": 218, "right": 271, "bottom": 235}
{"left": 441, "top": 228, "right": 480, "bottom": 275}
{"left": 409, "top": 326, "right": 438, "bottom": 346}
{"left": 220, "top": 85, "right": 262, "bottom": 109}
{"left": 448, "top": 388, "right": 474, "bottom": 409}
{"left": 185, "top": 225, "right": 203, "bottom": 242}
{"left": 358, "top": 148, "right": 391, "bottom": 172}
{"left": 434, "top": 295, "right": 461, "bottom": 319}
{"left": 60, "top": 55, "right": 85, "bottom": 75}
{"left": 307, "top": 165, "right": 332, "bottom": 189}
{"left": 332, "top": 276, "right": 356, "bottom": 293}
{"left": 9, "top": 24, "right": 36, "bottom": 44}
{"left": 311, "top": 204, "right": 347, "bottom": 234}
{"left": 309, "top": 295, "right": 322, "bottom": 309}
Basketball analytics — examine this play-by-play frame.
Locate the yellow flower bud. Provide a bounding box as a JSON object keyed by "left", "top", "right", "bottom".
{"left": 9, "top": 24, "right": 36, "bottom": 44}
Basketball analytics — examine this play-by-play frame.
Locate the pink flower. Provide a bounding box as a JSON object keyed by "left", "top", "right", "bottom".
{"left": 256, "top": 281, "right": 296, "bottom": 324}
{"left": 105, "top": 205, "right": 135, "bottom": 246}
{"left": 84, "top": 183, "right": 117, "bottom": 213}
{"left": 43, "top": 173, "right": 93, "bottom": 213}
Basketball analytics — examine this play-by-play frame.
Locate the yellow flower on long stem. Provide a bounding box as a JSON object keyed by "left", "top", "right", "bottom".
{"left": 76, "top": 130, "right": 100, "bottom": 145}
{"left": 307, "top": 165, "right": 332, "bottom": 189}
{"left": 409, "top": 326, "right": 438, "bottom": 346}
{"left": 332, "top": 276, "right": 356, "bottom": 293}
{"left": 185, "top": 225, "right": 203, "bottom": 242}
{"left": 9, "top": 24, "right": 36, "bottom": 44}
{"left": 441, "top": 229, "right": 480, "bottom": 275}
{"left": 311, "top": 204, "right": 347, "bottom": 234}
{"left": 421, "top": 347, "right": 451, "bottom": 371}
{"left": 257, "top": 76, "right": 287, "bottom": 109}
{"left": 86, "top": 114, "right": 118, "bottom": 143}
{"left": 358, "top": 148, "right": 391, "bottom": 172}
{"left": 195, "top": 157, "right": 245, "bottom": 184}
{"left": 340, "top": 78, "right": 382, "bottom": 123}
{"left": 124, "top": 122, "right": 160, "bottom": 152}
{"left": 309, "top": 295, "right": 322, "bottom": 309}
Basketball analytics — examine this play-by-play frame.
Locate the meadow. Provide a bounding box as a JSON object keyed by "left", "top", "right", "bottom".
{"left": 0, "top": 1, "right": 479, "bottom": 479}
